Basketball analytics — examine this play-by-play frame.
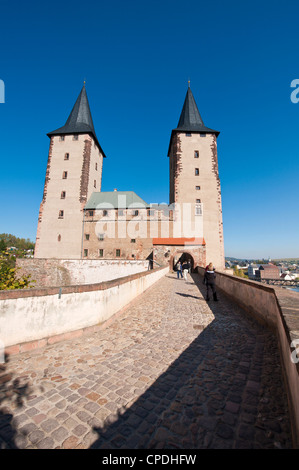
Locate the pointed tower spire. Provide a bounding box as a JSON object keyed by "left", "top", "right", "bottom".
{"left": 47, "top": 84, "right": 106, "bottom": 156}
{"left": 167, "top": 85, "right": 219, "bottom": 156}
{"left": 176, "top": 86, "right": 219, "bottom": 135}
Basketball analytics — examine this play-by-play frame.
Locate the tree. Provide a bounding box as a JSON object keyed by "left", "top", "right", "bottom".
{"left": 0, "top": 253, "right": 35, "bottom": 290}
{"left": 0, "top": 233, "right": 35, "bottom": 252}
{"left": 0, "top": 239, "right": 6, "bottom": 252}
{"left": 233, "top": 267, "right": 248, "bottom": 279}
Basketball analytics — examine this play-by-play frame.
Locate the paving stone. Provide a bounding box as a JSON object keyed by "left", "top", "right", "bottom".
{"left": 28, "top": 430, "right": 45, "bottom": 445}
{"left": 40, "top": 418, "right": 59, "bottom": 433}
{"left": 36, "top": 437, "right": 55, "bottom": 449}
{"left": 51, "top": 426, "right": 68, "bottom": 443}
{"left": 73, "top": 424, "right": 88, "bottom": 437}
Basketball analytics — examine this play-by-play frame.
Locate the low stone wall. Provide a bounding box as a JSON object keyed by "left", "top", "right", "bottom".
{"left": 0, "top": 266, "right": 169, "bottom": 354}
{"left": 198, "top": 266, "right": 299, "bottom": 448}
{"left": 16, "top": 258, "right": 150, "bottom": 287}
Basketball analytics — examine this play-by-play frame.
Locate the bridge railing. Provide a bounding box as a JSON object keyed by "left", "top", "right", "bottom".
{"left": 0, "top": 266, "right": 169, "bottom": 356}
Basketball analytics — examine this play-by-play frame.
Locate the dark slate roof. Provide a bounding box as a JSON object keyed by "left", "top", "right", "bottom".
{"left": 85, "top": 191, "right": 149, "bottom": 210}
{"left": 47, "top": 84, "right": 106, "bottom": 157}
{"left": 168, "top": 86, "right": 219, "bottom": 156}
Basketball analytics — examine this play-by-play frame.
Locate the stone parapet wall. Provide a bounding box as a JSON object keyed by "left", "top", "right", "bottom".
{"left": 0, "top": 266, "right": 169, "bottom": 352}
{"left": 198, "top": 266, "right": 299, "bottom": 448}
{"left": 16, "top": 258, "right": 150, "bottom": 287}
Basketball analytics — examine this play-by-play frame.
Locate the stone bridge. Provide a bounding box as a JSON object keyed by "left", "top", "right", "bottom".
{"left": 0, "top": 269, "right": 298, "bottom": 449}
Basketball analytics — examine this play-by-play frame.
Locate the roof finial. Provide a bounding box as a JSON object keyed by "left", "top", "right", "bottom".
{"left": 188, "top": 79, "right": 190, "bottom": 88}
{"left": 83, "top": 78, "right": 86, "bottom": 87}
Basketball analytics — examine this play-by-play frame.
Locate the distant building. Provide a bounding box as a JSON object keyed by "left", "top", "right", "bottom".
{"left": 280, "top": 273, "right": 293, "bottom": 281}
{"left": 248, "top": 263, "right": 259, "bottom": 280}
{"left": 256, "top": 263, "right": 280, "bottom": 280}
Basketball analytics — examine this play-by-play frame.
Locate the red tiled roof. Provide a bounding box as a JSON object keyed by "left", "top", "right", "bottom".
{"left": 153, "top": 237, "right": 206, "bottom": 246}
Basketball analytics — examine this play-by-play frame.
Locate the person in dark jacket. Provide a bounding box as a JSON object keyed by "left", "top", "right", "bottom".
{"left": 203, "top": 262, "right": 218, "bottom": 301}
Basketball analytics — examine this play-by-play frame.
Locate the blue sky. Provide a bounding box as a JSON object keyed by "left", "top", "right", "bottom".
{"left": 0, "top": 0, "right": 298, "bottom": 259}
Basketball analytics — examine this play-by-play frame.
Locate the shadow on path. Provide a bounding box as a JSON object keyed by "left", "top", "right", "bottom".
{"left": 90, "top": 273, "right": 292, "bottom": 449}
{"left": 0, "top": 354, "right": 33, "bottom": 449}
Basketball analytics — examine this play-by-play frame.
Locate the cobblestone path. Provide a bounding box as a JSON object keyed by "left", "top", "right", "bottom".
{"left": 0, "top": 272, "right": 293, "bottom": 449}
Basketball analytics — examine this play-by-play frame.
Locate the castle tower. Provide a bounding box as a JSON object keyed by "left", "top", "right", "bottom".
{"left": 168, "top": 84, "right": 225, "bottom": 270}
{"left": 34, "top": 84, "right": 106, "bottom": 259}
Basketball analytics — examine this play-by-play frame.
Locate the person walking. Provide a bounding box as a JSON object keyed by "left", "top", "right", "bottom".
{"left": 203, "top": 262, "right": 218, "bottom": 301}
{"left": 176, "top": 261, "right": 183, "bottom": 279}
{"left": 182, "top": 262, "right": 189, "bottom": 281}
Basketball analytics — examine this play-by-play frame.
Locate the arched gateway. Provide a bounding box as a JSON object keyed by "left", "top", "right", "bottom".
{"left": 153, "top": 238, "right": 206, "bottom": 272}
{"left": 172, "top": 252, "right": 194, "bottom": 272}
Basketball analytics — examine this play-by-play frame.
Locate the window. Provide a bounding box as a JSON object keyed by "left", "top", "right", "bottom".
{"left": 61, "top": 191, "right": 66, "bottom": 199}
{"left": 88, "top": 210, "right": 94, "bottom": 217}
{"left": 186, "top": 133, "right": 191, "bottom": 137}
{"left": 103, "top": 210, "right": 108, "bottom": 216}
{"left": 95, "top": 162, "right": 98, "bottom": 171}
{"left": 99, "top": 249, "right": 104, "bottom": 257}
{"left": 84, "top": 249, "right": 88, "bottom": 257}
{"left": 58, "top": 234, "right": 61, "bottom": 242}
{"left": 131, "top": 239, "right": 136, "bottom": 243}
{"left": 200, "top": 133, "right": 206, "bottom": 137}
{"left": 73, "top": 135, "right": 79, "bottom": 141}
{"left": 195, "top": 186, "right": 201, "bottom": 190}
{"left": 98, "top": 233, "right": 104, "bottom": 241}
{"left": 58, "top": 210, "right": 64, "bottom": 219}
{"left": 64, "top": 153, "right": 69, "bottom": 160}
{"left": 196, "top": 199, "right": 201, "bottom": 203}
{"left": 116, "top": 249, "right": 121, "bottom": 257}
{"left": 85, "top": 234, "right": 90, "bottom": 241}
{"left": 59, "top": 136, "right": 65, "bottom": 141}
{"left": 195, "top": 205, "right": 202, "bottom": 216}
{"left": 148, "top": 209, "right": 154, "bottom": 216}
{"left": 195, "top": 168, "right": 199, "bottom": 176}
{"left": 194, "top": 151, "right": 199, "bottom": 158}
{"left": 62, "top": 171, "right": 68, "bottom": 179}
{"left": 94, "top": 180, "right": 96, "bottom": 188}
{"left": 118, "top": 209, "right": 124, "bottom": 216}
{"left": 133, "top": 210, "right": 139, "bottom": 216}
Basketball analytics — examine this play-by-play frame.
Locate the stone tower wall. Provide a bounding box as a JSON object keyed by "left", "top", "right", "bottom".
{"left": 35, "top": 133, "right": 103, "bottom": 259}
{"left": 169, "top": 132, "right": 225, "bottom": 270}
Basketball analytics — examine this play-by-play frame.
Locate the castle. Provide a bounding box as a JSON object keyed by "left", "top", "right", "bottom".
{"left": 34, "top": 83, "right": 225, "bottom": 271}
